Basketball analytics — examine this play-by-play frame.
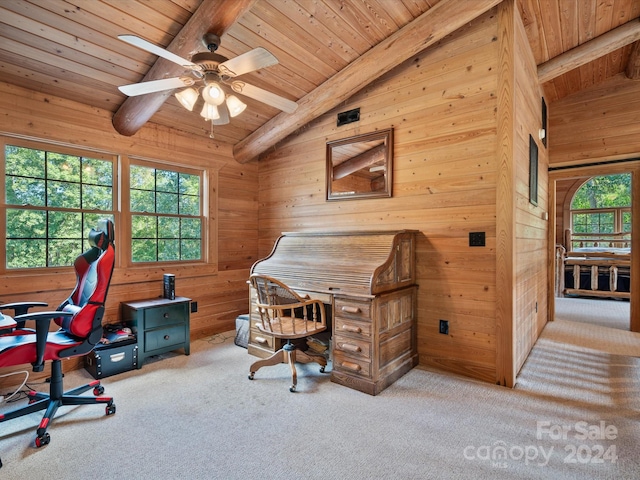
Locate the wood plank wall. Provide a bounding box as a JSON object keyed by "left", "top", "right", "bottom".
{"left": 0, "top": 3, "right": 552, "bottom": 389}
{"left": 256, "top": 5, "right": 547, "bottom": 385}
{"left": 511, "top": 1, "right": 549, "bottom": 377}
{"left": 549, "top": 75, "right": 640, "bottom": 167}
{"left": 0, "top": 82, "right": 258, "bottom": 386}
{"left": 549, "top": 75, "right": 640, "bottom": 332}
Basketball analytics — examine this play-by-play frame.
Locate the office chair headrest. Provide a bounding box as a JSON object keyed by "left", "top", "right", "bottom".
{"left": 88, "top": 219, "right": 115, "bottom": 250}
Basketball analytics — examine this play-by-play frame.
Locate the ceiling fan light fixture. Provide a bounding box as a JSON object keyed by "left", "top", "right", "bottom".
{"left": 175, "top": 87, "right": 198, "bottom": 111}
{"left": 202, "top": 82, "right": 225, "bottom": 106}
{"left": 200, "top": 103, "right": 220, "bottom": 120}
{"left": 226, "top": 95, "right": 247, "bottom": 117}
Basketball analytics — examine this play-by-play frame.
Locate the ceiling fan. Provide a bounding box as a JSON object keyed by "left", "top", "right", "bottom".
{"left": 117, "top": 33, "right": 298, "bottom": 129}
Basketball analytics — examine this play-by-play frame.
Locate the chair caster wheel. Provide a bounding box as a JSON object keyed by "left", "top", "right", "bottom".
{"left": 93, "top": 385, "right": 104, "bottom": 396}
{"left": 248, "top": 373, "right": 255, "bottom": 380}
{"left": 289, "top": 386, "right": 296, "bottom": 392}
{"left": 320, "top": 366, "right": 325, "bottom": 373}
{"left": 35, "top": 433, "right": 50, "bottom": 448}
{"left": 106, "top": 404, "right": 116, "bottom": 415}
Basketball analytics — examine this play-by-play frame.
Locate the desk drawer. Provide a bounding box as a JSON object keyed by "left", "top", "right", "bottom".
{"left": 144, "top": 304, "right": 187, "bottom": 329}
{"left": 335, "top": 298, "right": 371, "bottom": 321}
{"left": 334, "top": 335, "right": 371, "bottom": 360}
{"left": 249, "top": 329, "right": 275, "bottom": 349}
{"left": 144, "top": 325, "right": 186, "bottom": 352}
{"left": 334, "top": 317, "right": 372, "bottom": 338}
{"left": 333, "top": 351, "right": 371, "bottom": 378}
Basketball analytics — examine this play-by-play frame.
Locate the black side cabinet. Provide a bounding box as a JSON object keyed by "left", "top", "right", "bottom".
{"left": 121, "top": 296, "right": 191, "bottom": 368}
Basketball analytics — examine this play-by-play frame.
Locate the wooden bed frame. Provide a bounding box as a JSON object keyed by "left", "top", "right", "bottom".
{"left": 557, "top": 230, "right": 631, "bottom": 299}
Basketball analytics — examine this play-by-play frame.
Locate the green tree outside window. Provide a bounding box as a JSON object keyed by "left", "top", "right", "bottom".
{"left": 4, "top": 145, "right": 114, "bottom": 269}
{"left": 130, "top": 165, "right": 202, "bottom": 263}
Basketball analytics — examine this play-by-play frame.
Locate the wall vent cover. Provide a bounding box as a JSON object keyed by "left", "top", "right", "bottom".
{"left": 337, "top": 108, "right": 360, "bottom": 126}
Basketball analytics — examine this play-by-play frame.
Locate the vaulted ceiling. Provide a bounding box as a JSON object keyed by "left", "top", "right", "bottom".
{"left": 0, "top": 0, "right": 639, "bottom": 163}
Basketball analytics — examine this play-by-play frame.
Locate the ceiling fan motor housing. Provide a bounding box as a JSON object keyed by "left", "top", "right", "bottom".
{"left": 202, "top": 32, "right": 221, "bottom": 52}
{"left": 191, "top": 52, "right": 228, "bottom": 73}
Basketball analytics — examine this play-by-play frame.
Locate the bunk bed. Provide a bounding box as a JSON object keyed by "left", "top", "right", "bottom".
{"left": 557, "top": 230, "right": 631, "bottom": 299}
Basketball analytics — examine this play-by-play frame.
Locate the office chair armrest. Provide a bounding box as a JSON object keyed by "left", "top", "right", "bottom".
{"left": 0, "top": 302, "right": 49, "bottom": 330}
{"left": 0, "top": 301, "right": 49, "bottom": 316}
{"left": 14, "top": 311, "right": 74, "bottom": 372}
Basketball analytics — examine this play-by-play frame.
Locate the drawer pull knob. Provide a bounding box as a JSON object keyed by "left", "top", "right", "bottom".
{"left": 341, "top": 306, "right": 361, "bottom": 314}
{"left": 255, "top": 336, "right": 268, "bottom": 344}
{"left": 342, "top": 325, "right": 362, "bottom": 333}
{"left": 341, "top": 343, "right": 362, "bottom": 353}
{"left": 341, "top": 361, "right": 361, "bottom": 372}
{"left": 164, "top": 335, "right": 170, "bottom": 340}
{"left": 163, "top": 313, "right": 169, "bottom": 318}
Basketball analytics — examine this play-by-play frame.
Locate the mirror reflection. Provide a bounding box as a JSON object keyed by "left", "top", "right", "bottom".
{"left": 326, "top": 128, "right": 393, "bottom": 201}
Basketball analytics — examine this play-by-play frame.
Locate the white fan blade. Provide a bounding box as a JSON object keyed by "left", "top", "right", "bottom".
{"left": 118, "top": 77, "right": 195, "bottom": 96}
{"left": 118, "top": 34, "right": 200, "bottom": 71}
{"left": 230, "top": 81, "right": 298, "bottom": 114}
{"left": 213, "top": 102, "right": 230, "bottom": 125}
{"left": 218, "top": 48, "right": 278, "bottom": 77}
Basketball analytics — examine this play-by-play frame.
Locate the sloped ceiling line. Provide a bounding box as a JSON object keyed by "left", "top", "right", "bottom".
{"left": 233, "top": 0, "right": 503, "bottom": 164}
{"left": 537, "top": 17, "right": 640, "bottom": 83}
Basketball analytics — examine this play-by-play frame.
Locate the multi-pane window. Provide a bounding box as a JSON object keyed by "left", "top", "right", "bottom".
{"left": 4, "top": 144, "right": 114, "bottom": 269}
{"left": 570, "top": 173, "right": 631, "bottom": 249}
{"left": 571, "top": 211, "right": 615, "bottom": 235}
{"left": 130, "top": 164, "right": 202, "bottom": 263}
{"left": 622, "top": 210, "right": 632, "bottom": 233}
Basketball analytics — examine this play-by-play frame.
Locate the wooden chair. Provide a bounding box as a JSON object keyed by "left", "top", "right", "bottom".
{"left": 248, "top": 274, "right": 327, "bottom": 392}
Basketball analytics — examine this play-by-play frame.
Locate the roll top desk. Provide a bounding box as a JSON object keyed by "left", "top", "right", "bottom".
{"left": 249, "top": 230, "right": 418, "bottom": 395}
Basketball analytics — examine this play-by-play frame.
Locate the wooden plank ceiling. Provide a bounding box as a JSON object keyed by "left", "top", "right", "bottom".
{"left": 0, "top": 0, "right": 639, "bottom": 163}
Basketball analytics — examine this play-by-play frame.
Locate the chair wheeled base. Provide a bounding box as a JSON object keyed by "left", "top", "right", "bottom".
{"left": 0, "top": 219, "right": 117, "bottom": 464}
{"left": 0, "top": 359, "right": 115, "bottom": 447}
{"left": 248, "top": 341, "right": 327, "bottom": 392}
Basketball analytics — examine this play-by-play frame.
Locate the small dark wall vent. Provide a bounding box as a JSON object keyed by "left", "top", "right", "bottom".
{"left": 337, "top": 108, "right": 360, "bottom": 126}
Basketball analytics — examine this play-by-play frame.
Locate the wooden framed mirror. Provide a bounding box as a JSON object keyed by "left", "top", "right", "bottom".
{"left": 326, "top": 128, "right": 393, "bottom": 201}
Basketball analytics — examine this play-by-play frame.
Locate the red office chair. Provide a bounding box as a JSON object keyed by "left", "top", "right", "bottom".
{"left": 0, "top": 219, "right": 117, "bottom": 455}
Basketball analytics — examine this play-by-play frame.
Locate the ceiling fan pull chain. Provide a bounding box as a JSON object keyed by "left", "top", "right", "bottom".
{"left": 209, "top": 119, "right": 215, "bottom": 139}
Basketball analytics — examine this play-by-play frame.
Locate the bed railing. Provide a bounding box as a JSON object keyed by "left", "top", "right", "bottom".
{"left": 558, "top": 230, "right": 631, "bottom": 299}
{"left": 564, "top": 229, "right": 631, "bottom": 250}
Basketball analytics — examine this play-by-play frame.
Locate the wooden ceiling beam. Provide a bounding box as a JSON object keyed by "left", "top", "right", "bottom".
{"left": 538, "top": 17, "right": 640, "bottom": 84}
{"left": 233, "top": 0, "right": 502, "bottom": 164}
{"left": 112, "top": 0, "right": 256, "bottom": 137}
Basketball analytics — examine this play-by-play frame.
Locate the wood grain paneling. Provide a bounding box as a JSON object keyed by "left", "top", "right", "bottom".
{"left": 0, "top": 80, "right": 258, "bottom": 386}
{"left": 253, "top": 6, "right": 546, "bottom": 386}
{"left": 0, "top": 0, "right": 637, "bottom": 163}
{"left": 549, "top": 75, "right": 640, "bottom": 166}
{"left": 512, "top": 0, "right": 549, "bottom": 377}
{"left": 549, "top": 73, "right": 640, "bottom": 333}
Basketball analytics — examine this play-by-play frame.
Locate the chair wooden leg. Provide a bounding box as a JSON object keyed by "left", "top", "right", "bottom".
{"left": 294, "top": 349, "right": 328, "bottom": 369}
{"left": 247, "top": 342, "right": 327, "bottom": 392}
{"left": 287, "top": 348, "right": 298, "bottom": 392}
{"left": 248, "top": 348, "right": 287, "bottom": 379}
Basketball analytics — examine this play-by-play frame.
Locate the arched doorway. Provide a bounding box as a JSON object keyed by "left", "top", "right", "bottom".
{"left": 556, "top": 173, "right": 631, "bottom": 330}
{"left": 548, "top": 161, "right": 640, "bottom": 334}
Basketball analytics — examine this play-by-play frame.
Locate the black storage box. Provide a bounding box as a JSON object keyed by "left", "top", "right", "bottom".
{"left": 85, "top": 339, "right": 138, "bottom": 379}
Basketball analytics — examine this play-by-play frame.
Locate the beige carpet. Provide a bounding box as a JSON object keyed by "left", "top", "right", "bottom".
{"left": 1, "top": 321, "right": 639, "bottom": 479}
{"left": 555, "top": 296, "right": 630, "bottom": 331}
{"left": 553, "top": 296, "right": 639, "bottom": 357}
